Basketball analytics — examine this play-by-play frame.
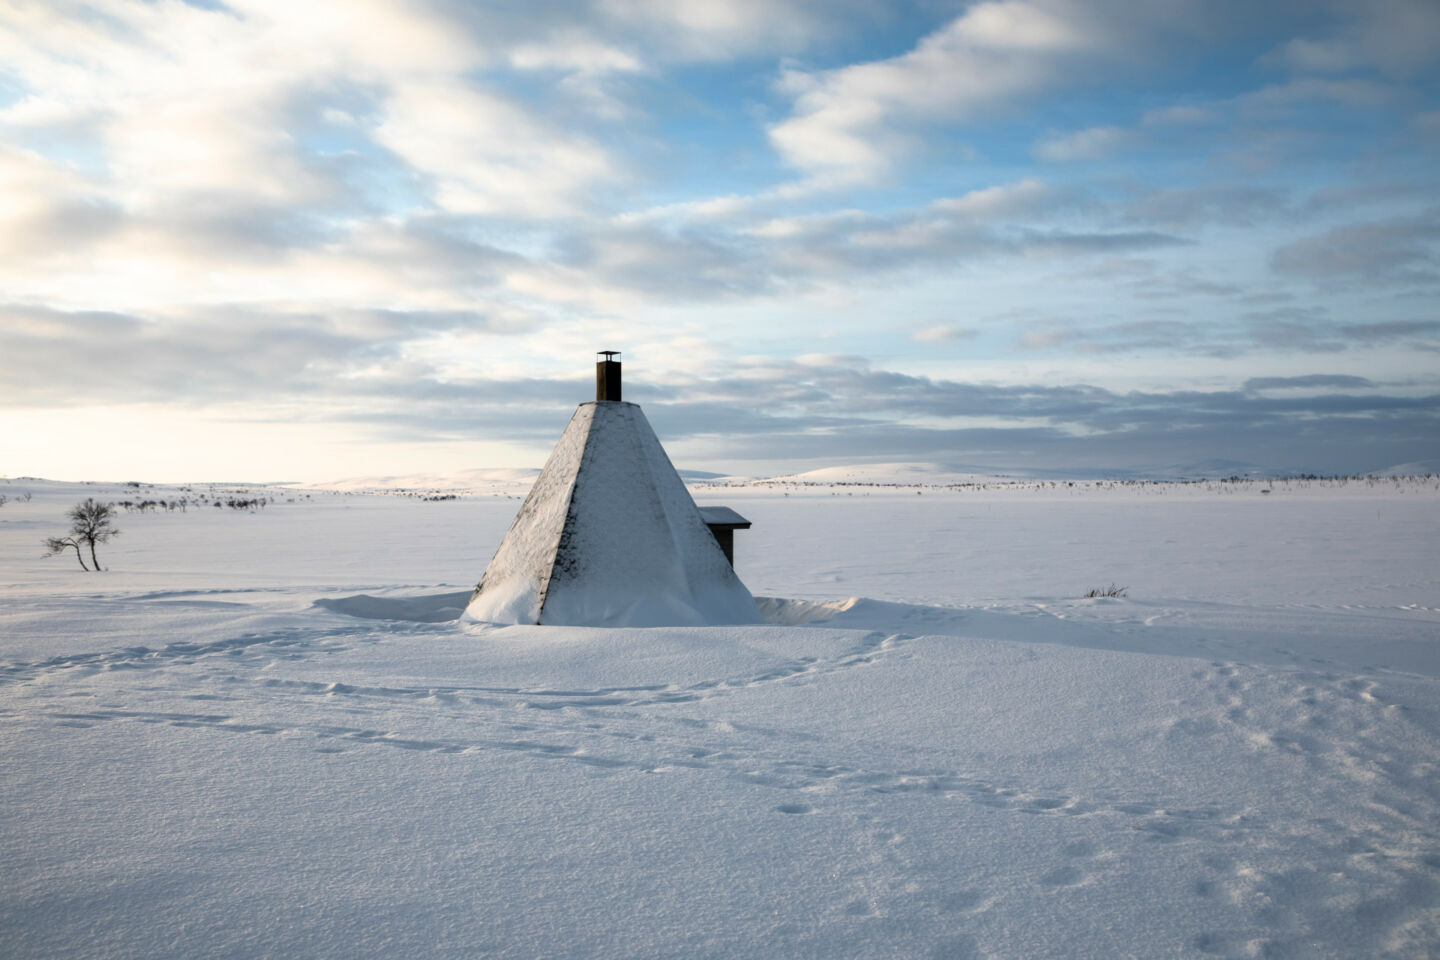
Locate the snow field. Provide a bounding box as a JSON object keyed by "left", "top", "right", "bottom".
{"left": 1, "top": 477, "right": 1438, "bottom": 958}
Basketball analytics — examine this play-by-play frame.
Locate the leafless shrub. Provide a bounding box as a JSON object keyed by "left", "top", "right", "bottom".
{"left": 43, "top": 535, "right": 90, "bottom": 571}
{"left": 42, "top": 498, "right": 120, "bottom": 571}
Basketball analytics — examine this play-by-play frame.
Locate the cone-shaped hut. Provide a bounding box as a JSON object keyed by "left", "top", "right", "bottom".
{"left": 465, "top": 353, "right": 760, "bottom": 627}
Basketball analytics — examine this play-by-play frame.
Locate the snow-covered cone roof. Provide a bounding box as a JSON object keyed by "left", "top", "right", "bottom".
{"left": 466, "top": 401, "right": 761, "bottom": 627}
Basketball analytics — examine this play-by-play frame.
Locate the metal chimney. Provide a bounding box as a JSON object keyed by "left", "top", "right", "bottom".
{"left": 596, "top": 350, "right": 621, "bottom": 401}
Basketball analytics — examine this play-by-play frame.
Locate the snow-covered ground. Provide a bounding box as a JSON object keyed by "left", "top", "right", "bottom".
{"left": 2, "top": 475, "right": 1438, "bottom": 959}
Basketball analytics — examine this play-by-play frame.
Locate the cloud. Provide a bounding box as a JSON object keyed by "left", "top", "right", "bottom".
{"left": 374, "top": 81, "right": 620, "bottom": 217}
{"left": 1332, "top": 320, "right": 1440, "bottom": 353}
{"left": 1012, "top": 317, "right": 1257, "bottom": 357}
{"left": 0, "top": 0, "right": 678, "bottom": 243}
{"left": 1244, "top": 374, "right": 1376, "bottom": 392}
{"left": 1131, "top": 273, "right": 1242, "bottom": 299}
{"left": 1238, "top": 313, "right": 1440, "bottom": 355}
{"left": 953, "top": 179, "right": 1085, "bottom": 218}
{"left": 594, "top": 0, "right": 854, "bottom": 61}
{"left": 1003, "top": 307, "right": 1440, "bottom": 360}
{"left": 7, "top": 299, "right": 1433, "bottom": 475}
{"left": 0, "top": 146, "right": 124, "bottom": 261}
{"left": 508, "top": 37, "right": 643, "bottom": 74}
{"left": 1271, "top": 209, "right": 1440, "bottom": 280}
{"left": 1239, "top": 77, "right": 1397, "bottom": 111}
{"left": 1035, "top": 126, "right": 1134, "bottom": 162}
{"left": 2, "top": 1, "right": 1437, "bottom": 482}
{"left": 1140, "top": 104, "right": 1219, "bottom": 126}
{"left": 533, "top": 183, "right": 1182, "bottom": 303}
{"left": 713, "top": 412, "right": 1436, "bottom": 475}
{"left": 1018, "top": 327, "right": 1076, "bottom": 349}
{"left": 1245, "top": 307, "right": 1347, "bottom": 353}
{"left": 639, "top": 357, "right": 1440, "bottom": 475}
{"left": 913, "top": 325, "right": 979, "bottom": 343}
{"left": 768, "top": 0, "right": 1109, "bottom": 182}
{"left": 763, "top": 0, "right": 1383, "bottom": 184}
{"left": 0, "top": 301, "right": 528, "bottom": 408}
{"left": 1263, "top": 0, "right": 1440, "bottom": 76}
{"left": 1124, "top": 185, "right": 1290, "bottom": 229}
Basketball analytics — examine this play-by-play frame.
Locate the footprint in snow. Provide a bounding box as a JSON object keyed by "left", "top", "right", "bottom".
{"left": 1039, "top": 864, "right": 1085, "bottom": 887}
{"left": 929, "top": 933, "right": 980, "bottom": 960}
{"left": 937, "top": 889, "right": 986, "bottom": 913}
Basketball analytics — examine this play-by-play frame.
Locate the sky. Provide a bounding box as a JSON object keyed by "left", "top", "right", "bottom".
{"left": 1, "top": 0, "right": 1438, "bottom": 482}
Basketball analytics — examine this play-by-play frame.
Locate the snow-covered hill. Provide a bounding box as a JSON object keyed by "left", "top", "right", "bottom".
{"left": 1373, "top": 459, "right": 1440, "bottom": 478}
{"left": 755, "top": 461, "right": 1007, "bottom": 485}
{"left": 301, "top": 465, "right": 541, "bottom": 493}
{"left": 189, "top": 456, "right": 1440, "bottom": 496}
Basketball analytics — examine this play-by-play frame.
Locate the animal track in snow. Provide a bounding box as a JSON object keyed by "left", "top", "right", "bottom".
{"left": 0, "top": 626, "right": 374, "bottom": 687}
{"left": 775, "top": 803, "right": 814, "bottom": 815}
{"left": 22, "top": 602, "right": 1437, "bottom": 960}
{"left": 41, "top": 697, "right": 1260, "bottom": 855}
{"left": 1038, "top": 864, "right": 1084, "bottom": 887}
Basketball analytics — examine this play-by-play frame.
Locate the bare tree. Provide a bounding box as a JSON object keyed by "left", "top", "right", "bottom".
{"left": 43, "top": 498, "right": 120, "bottom": 571}
{"left": 43, "top": 535, "right": 90, "bottom": 571}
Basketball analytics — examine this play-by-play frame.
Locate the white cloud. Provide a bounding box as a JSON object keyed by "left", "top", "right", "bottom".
{"left": 597, "top": 0, "right": 843, "bottom": 61}
{"left": 767, "top": 1, "right": 1108, "bottom": 183}
{"left": 374, "top": 82, "right": 620, "bottom": 217}
{"left": 0, "top": 146, "right": 120, "bottom": 262}
{"left": 1267, "top": 37, "right": 1359, "bottom": 75}
{"left": 1, "top": 0, "right": 1436, "bottom": 482}
{"left": 1035, "top": 125, "right": 1133, "bottom": 162}
{"left": 949, "top": 0, "right": 1098, "bottom": 51}
{"left": 931, "top": 179, "right": 1070, "bottom": 220}
{"left": 504, "top": 180, "right": 1178, "bottom": 311}
{"left": 509, "top": 37, "right": 642, "bottom": 74}
{"left": 0, "top": 0, "right": 641, "bottom": 307}
{"left": 1018, "top": 326, "right": 1077, "bottom": 349}
{"left": 0, "top": 0, "right": 486, "bottom": 220}
{"left": 913, "top": 325, "right": 979, "bottom": 343}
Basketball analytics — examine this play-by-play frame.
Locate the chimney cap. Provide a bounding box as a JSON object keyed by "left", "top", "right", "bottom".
{"left": 598, "top": 350, "right": 621, "bottom": 361}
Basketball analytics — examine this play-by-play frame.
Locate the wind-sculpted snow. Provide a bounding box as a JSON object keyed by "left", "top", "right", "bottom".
{"left": 1, "top": 480, "right": 1438, "bottom": 959}
{"left": 314, "top": 591, "right": 471, "bottom": 623}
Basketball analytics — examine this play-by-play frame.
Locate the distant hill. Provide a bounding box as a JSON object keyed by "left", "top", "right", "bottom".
{"left": 289, "top": 456, "right": 1437, "bottom": 494}
{"left": 1371, "top": 460, "right": 1440, "bottom": 477}
{"left": 300, "top": 466, "right": 741, "bottom": 492}
{"left": 750, "top": 460, "right": 1282, "bottom": 485}
{"left": 303, "top": 467, "right": 540, "bottom": 493}
{"left": 677, "top": 469, "right": 735, "bottom": 482}
{"left": 755, "top": 462, "right": 1012, "bottom": 486}
{"left": 1142, "top": 459, "right": 1272, "bottom": 480}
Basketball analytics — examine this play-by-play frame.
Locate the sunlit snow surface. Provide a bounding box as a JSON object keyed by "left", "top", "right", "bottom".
{"left": 2, "top": 477, "right": 1439, "bottom": 959}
